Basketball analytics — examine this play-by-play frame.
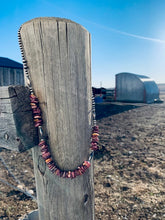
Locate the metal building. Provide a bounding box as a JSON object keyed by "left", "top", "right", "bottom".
{"left": 115, "top": 72, "right": 159, "bottom": 103}
{"left": 0, "top": 57, "right": 24, "bottom": 86}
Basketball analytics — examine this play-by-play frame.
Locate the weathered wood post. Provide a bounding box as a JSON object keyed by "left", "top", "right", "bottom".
{"left": 19, "top": 17, "right": 94, "bottom": 220}
{"left": 0, "top": 87, "right": 38, "bottom": 152}
{"left": 0, "top": 86, "right": 24, "bottom": 151}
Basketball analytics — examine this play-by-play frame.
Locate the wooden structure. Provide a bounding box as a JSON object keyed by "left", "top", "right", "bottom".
{"left": 0, "top": 17, "right": 94, "bottom": 219}
{"left": 0, "top": 57, "right": 24, "bottom": 86}
{"left": 0, "top": 58, "right": 37, "bottom": 151}
{"left": 0, "top": 86, "right": 38, "bottom": 151}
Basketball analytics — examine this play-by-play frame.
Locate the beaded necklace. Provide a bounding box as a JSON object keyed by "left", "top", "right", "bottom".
{"left": 18, "top": 26, "right": 99, "bottom": 179}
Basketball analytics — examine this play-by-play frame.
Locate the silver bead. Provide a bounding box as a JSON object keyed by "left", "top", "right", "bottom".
{"left": 88, "top": 151, "right": 94, "bottom": 162}
{"left": 38, "top": 126, "right": 44, "bottom": 138}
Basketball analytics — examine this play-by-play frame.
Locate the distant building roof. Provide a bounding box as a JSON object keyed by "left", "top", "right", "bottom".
{"left": 0, "top": 57, "right": 23, "bottom": 69}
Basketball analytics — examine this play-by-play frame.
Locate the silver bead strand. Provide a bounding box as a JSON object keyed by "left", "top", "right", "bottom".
{"left": 18, "top": 27, "right": 33, "bottom": 93}
{"left": 18, "top": 26, "right": 44, "bottom": 150}
{"left": 88, "top": 89, "right": 98, "bottom": 162}
{"left": 92, "top": 92, "right": 97, "bottom": 126}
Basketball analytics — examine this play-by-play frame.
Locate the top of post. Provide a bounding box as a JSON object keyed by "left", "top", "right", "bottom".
{"left": 20, "top": 17, "right": 88, "bottom": 32}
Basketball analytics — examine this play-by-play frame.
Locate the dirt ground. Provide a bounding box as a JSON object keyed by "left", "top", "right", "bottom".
{"left": 0, "top": 93, "right": 165, "bottom": 220}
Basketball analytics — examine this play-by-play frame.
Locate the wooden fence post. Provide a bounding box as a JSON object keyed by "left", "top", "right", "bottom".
{"left": 19, "top": 17, "right": 94, "bottom": 220}
{"left": 0, "top": 86, "right": 38, "bottom": 152}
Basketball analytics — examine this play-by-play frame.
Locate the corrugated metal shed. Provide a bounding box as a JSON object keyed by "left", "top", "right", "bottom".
{"left": 115, "top": 72, "right": 159, "bottom": 103}
{"left": 0, "top": 57, "right": 24, "bottom": 86}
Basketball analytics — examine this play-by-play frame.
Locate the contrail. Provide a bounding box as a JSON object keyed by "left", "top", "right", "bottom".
{"left": 104, "top": 26, "right": 165, "bottom": 43}
{"left": 46, "top": 5, "right": 165, "bottom": 44}
{"left": 83, "top": 19, "right": 165, "bottom": 44}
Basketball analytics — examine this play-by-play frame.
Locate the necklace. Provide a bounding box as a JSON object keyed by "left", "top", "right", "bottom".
{"left": 18, "top": 25, "right": 99, "bottom": 179}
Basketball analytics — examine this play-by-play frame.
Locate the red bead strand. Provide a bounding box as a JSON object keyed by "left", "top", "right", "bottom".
{"left": 90, "top": 125, "right": 99, "bottom": 151}
{"left": 30, "top": 94, "right": 43, "bottom": 128}
{"left": 30, "top": 93, "right": 98, "bottom": 179}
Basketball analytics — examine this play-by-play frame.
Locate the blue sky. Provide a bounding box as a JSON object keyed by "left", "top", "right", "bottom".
{"left": 1, "top": 0, "right": 165, "bottom": 87}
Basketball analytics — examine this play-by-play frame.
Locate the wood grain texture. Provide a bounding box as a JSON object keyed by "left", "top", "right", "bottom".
{"left": 0, "top": 86, "right": 22, "bottom": 151}
{"left": 8, "top": 86, "right": 38, "bottom": 151}
{"left": 0, "top": 86, "right": 38, "bottom": 152}
{"left": 0, "top": 67, "right": 24, "bottom": 86}
{"left": 20, "top": 17, "right": 94, "bottom": 220}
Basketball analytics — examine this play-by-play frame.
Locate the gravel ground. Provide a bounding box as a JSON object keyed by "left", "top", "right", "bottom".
{"left": 0, "top": 93, "right": 165, "bottom": 220}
